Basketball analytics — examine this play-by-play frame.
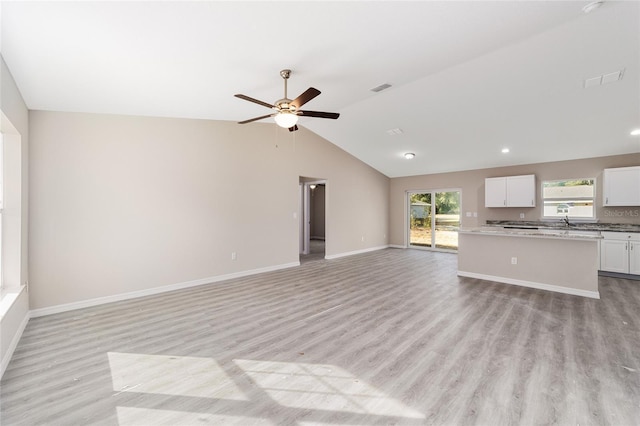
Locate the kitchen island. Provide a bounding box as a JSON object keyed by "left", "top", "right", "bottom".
{"left": 458, "top": 227, "right": 602, "bottom": 299}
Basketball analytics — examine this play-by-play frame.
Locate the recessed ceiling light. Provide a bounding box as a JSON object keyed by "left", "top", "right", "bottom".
{"left": 501, "top": 148, "right": 510, "bottom": 153}
{"left": 631, "top": 129, "right": 640, "bottom": 136}
{"left": 404, "top": 152, "right": 415, "bottom": 159}
{"left": 582, "top": 1, "right": 603, "bottom": 14}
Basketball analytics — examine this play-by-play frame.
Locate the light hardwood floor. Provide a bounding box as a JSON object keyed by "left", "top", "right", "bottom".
{"left": 2, "top": 248, "right": 639, "bottom": 425}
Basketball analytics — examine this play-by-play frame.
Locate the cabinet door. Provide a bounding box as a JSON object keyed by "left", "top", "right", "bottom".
{"left": 603, "top": 167, "right": 640, "bottom": 206}
{"left": 630, "top": 242, "right": 640, "bottom": 275}
{"left": 485, "top": 177, "right": 506, "bottom": 207}
{"left": 600, "top": 239, "right": 629, "bottom": 273}
{"left": 506, "top": 175, "right": 536, "bottom": 207}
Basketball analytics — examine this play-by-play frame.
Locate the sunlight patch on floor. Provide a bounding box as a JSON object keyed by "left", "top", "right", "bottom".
{"left": 234, "top": 359, "right": 425, "bottom": 419}
{"left": 108, "top": 353, "right": 423, "bottom": 422}
{"left": 107, "top": 352, "right": 248, "bottom": 400}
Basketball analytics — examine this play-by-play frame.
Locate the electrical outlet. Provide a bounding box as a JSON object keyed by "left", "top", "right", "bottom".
{"left": 361, "top": 236, "right": 365, "bottom": 242}
{"left": 511, "top": 257, "right": 517, "bottom": 265}
{"left": 231, "top": 252, "right": 237, "bottom": 261}
{"left": 520, "top": 213, "right": 525, "bottom": 219}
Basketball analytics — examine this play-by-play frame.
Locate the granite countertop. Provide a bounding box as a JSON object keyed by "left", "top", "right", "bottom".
{"left": 459, "top": 226, "right": 603, "bottom": 240}
{"left": 485, "top": 220, "right": 640, "bottom": 233}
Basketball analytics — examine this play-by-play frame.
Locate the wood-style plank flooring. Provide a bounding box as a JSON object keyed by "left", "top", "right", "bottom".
{"left": 2, "top": 249, "right": 639, "bottom": 425}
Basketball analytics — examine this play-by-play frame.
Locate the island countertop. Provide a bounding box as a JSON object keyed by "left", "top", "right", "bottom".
{"left": 458, "top": 226, "right": 603, "bottom": 241}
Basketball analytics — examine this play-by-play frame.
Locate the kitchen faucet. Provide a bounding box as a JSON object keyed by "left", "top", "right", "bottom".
{"left": 563, "top": 215, "right": 570, "bottom": 227}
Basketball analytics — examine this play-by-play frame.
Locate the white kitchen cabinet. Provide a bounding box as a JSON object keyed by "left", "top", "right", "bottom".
{"left": 603, "top": 166, "right": 640, "bottom": 206}
{"left": 485, "top": 177, "right": 507, "bottom": 207}
{"left": 630, "top": 240, "right": 640, "bottom": 275}
{"left": 485, "top": 174, "right": 536, "bottom": 207}
{"left": 600, "top": 232, "right": 640, "bottom": 275}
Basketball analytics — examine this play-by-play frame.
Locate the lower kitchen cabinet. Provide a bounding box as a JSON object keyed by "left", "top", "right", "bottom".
{"left": 600, "top": 232, "right": 640, "bottom": 275}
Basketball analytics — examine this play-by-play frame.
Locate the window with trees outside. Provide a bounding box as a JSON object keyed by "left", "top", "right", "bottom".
{"left": 542, "top": 178, "right": 595, "bottom": 219}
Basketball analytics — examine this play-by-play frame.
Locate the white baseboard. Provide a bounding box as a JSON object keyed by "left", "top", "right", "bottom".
{"left": 325, "top": 245, "right": 389, "bottom": 260}
{"left": 1, "top": 307, "right": 30, "bottom": 379}
{"left": 457, "top": 271, "right": 600, "bottom": 299}
{"left": 388, "top": 244, "right": 406, "bottom": 249}
{"left": 30, "top": 261, "right": 301, "bottom": 318}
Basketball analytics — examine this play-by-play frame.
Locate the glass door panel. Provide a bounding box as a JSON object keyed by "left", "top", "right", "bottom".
{"left": 434, "top": 191, "right": 460, "bottom": 250}
{"left": 409, "top": 193, "right": 431, "bottom": 247}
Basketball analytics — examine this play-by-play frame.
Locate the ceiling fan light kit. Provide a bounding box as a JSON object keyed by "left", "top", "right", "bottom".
{"left": 274, "top": 111, "right": 298, "bottom": 128}
{"left": 235, "top": 69, "right": 339, "bottom": 131}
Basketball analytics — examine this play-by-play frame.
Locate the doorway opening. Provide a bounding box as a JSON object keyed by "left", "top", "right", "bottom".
{"left": 299, "top": 178, "right": 326, "bottom": 262}
{"left": 407, "top": 190, "right": 460, "bottom": 252}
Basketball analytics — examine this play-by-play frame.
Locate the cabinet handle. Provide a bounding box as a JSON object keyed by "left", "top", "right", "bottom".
{"left": 606, "top": 197, "right": 608, "bottom": 204}
{"left": 504, "top": 200, "right": 506, "bottom": 206}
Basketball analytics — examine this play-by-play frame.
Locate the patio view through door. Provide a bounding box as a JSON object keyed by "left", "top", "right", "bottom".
{"left": 408, "top": 190, "right": 460, "bottom": 251}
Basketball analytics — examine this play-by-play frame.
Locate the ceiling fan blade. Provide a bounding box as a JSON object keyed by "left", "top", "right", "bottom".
{"left": 290, "top": 87, "right": 321, "bottom": 109}
{"left": 235, "top": 94, "right": 275, "bottom": 109}
{"left": 299, "top": 110, "right": 340, "bottom": 119}
{"left": 238, "top": 114, "right": 275, "bottom": 124}
{"left": 288, "top": 125, "right": 299, "bottom": 132}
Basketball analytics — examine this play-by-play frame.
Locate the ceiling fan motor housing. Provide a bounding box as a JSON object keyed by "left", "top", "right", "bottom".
{"left": 275, "top": 99, "right": 295, "bottom": 112}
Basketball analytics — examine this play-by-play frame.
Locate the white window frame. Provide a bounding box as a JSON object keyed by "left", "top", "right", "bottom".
{"left": 541, "top": 178, "right": 596, "bottom": 221}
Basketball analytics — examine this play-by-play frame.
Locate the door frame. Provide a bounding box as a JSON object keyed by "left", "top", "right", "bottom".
{"left": 406, "top": 188, "right": 461, "bottom": 253}
{"left": 300, "top": 180, "right": 326, "bottom": 255}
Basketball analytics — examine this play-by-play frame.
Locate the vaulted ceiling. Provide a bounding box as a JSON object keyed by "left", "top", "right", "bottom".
{"left": 2, "top": 1, "right": 639, "bottom": 177}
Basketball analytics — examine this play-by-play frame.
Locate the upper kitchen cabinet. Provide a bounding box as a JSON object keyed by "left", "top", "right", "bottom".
{"left": 485, "top": 174, "right": 536, "bottom": 207}
{"left": 603, "top": 166, "right": 640, "bottom": 206}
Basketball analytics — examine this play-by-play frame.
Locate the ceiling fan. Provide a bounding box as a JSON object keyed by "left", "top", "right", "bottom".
{"left": 235, "top": 69, "right": 340, "bottom": 132}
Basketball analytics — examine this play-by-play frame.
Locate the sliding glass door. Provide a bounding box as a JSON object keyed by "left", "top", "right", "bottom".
{"left": 409, "top": 193, "right": 432, "bottom": 247}
{"left": 409, "top": 190, "right": 460, "bottom": 251}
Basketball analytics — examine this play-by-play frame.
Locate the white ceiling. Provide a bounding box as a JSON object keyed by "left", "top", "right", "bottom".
{"left": 2, "top": 1, "right": 639, "bottom": 177}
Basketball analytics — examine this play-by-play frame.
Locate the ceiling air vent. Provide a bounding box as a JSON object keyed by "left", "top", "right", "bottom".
{"left": 386, "top": 128, "right": 404, "bottom": 136}
{"left": 370, "top": 83, "right": 392, "bottom": 93}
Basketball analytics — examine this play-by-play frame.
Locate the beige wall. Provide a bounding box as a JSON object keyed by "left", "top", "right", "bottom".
{"left": 390, "top": 154, "right": 640, "bottom": 246}
{"left": 28, "top": 111, "right": 390, "bottom": 310}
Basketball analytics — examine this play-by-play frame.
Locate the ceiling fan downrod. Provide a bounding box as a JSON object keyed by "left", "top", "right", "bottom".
{"left": 280, "top": 69, "right": 291, "bottom": 102}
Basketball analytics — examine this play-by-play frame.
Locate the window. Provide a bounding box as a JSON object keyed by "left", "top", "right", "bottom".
{"left": 542, "top": 178, "right": 595, "bottom": 219}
